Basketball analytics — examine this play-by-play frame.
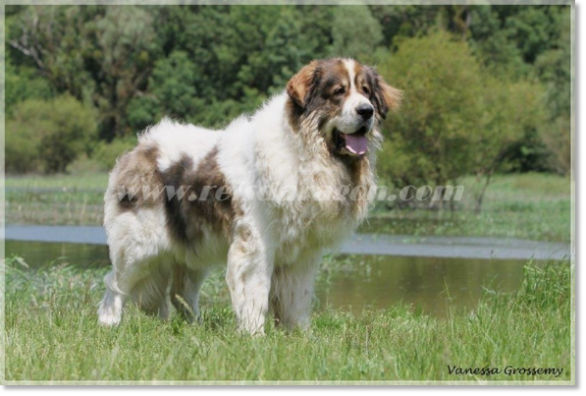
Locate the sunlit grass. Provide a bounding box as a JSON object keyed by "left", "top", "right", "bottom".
{"left": 5, "top": 173, "right": 109, "bottom": 190}
{"left": 3, "top": 257, "right": 572, "bottom": 383}
{"left": 365, "top": 172, "right": 571, "bottom": 242}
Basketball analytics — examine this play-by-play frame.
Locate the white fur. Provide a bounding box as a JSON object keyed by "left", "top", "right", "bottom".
{"left": 98, "top": 61, "right": 382, "bottom": 334}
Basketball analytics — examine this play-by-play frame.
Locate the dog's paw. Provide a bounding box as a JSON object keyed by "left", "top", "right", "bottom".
{"left": 98, "top": 308, "right": 122, "bottom": 326}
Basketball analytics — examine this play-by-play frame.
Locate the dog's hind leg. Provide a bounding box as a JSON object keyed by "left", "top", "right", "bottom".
{"left": 98, "top": 235, "right": 166, "bottom": 326}
{"left": 170, "top": 263, "right": 209, "bottom": 323}
{"left": 130, "top": 264, "right": 172, "bottom": 320}
{"left": 98, "top": 270, "right": 126, "bottom": 326}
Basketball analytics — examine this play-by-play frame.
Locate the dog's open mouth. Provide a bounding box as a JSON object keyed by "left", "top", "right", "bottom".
{"left": 333, "top": 126, "right": 368, "bottom": 157}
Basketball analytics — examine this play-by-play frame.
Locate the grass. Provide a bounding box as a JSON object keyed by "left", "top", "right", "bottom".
{"left": 5, "top": 172, "right": 571, "bottom": 242}
{"left": 363, "top": 172, "right": 572, "bottom": 242}
{"left": 4, "top": 172, "right": 107, "bottom": 226}
{"left": 3, "top": 256, "right": 573, "bottom": 383}
{"left": 4, "top": 172, "right": 110, "bottom": 190}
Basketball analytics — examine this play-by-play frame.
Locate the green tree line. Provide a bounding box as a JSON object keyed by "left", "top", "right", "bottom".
{"left": 5, "top": 4, "right": 571, "bottom": 205}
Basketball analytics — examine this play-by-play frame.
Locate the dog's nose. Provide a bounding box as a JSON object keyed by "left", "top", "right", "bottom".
{"left": 356, "top": 104, "right": 374, "bottom": 120}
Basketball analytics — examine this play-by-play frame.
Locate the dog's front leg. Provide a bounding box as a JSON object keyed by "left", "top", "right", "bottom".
{"left": 271, "top": 252, "right": 321, "bottom": 331}
{"left": 226, "top": 234, "right": 273, "bottom": 335}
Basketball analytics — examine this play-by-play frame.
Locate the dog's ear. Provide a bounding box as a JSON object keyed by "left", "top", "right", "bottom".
{"left": 287, "top": 60, "right": 319, "bottom": 108}
{"left": 377, "top": 80, "right": 402, "bottom": 119}
{"left": 368, "top": 68, "right": 402, "bottom": 120}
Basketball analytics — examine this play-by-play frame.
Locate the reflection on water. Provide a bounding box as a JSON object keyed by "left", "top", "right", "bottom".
{"left": 316, "top": 255, "right": 527, "bottom": 317}
{"left": 5, "top": 241, "right": 529, "bottom": 318}
{"left": 6, "top": 241, "right": 110, "bottom": 270}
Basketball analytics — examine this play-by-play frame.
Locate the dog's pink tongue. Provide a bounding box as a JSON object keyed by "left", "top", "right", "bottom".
{"left": 345, "top": 134, "right": 368, "bottom": 155}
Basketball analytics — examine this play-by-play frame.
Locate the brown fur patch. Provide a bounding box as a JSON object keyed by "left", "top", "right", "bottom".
{"left": 183, "top": 147, "right": 236, "bottom": 238}
{"left": 379, "top": 81, "right": 402, "bottom": 114}
{"left": 286, "top": 58, "right": 351, "bottom": 134}
{"left": 354, "top": 62, "right": 375, "bottom": 100}
{"left": 116, "top": 142, "right": 241, "bottom": 246}
{"left": 286, "top": 60, "right": 319, "bottom": 107}
{"left": 158, "top": 146, "right": 239, "bottom": 244}
{"left": 161, "top": 154, "right": 194, "bottom": 243}
{"left": 113, "top": 145, "right": 162, "bottom": 210}
{"left": 353, "top": 61, "right": 364, "bottom": 89}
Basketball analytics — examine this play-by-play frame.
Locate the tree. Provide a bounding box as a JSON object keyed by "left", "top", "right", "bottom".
{"left": 471, "top": 77, "right": 546, "bottom": 211}
{"left": 6, "top": 95, "right": 98, "bottom": 174}
{"left": 83, "top": 6, "right": 159, "bottom": 139}
{"left": 127, "top": 50, "right": 205, "bottom": 131}
{"left": 376, "top": 31, "right": 545, "bottom": 211}
{"left": 5, "top": 4, "right": 569, "bottom": 179}
{"left": 330, "top": 5, "right": 383, "bottom": 59}
{"left": 131, "top": 5, "right": 336, "bottom": 129}
{"left": 9, "top": 5, "right": 159, "bottom": 140}
{"left": 468, "top": 5, "right": 567, "bottom": 77}
{"left": 369, "top": 5, "right": 443, "bottom": 49}
{"left": 5, "top": 49, "right": 54, "bottom": 116}
{"left": 534, "top": 6, "right": 572, "bottom": 174}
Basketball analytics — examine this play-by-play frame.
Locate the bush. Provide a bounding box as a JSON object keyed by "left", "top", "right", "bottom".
{"left": 376, "top": 32, "right": 486, "bottom": 189}
{"left": 539, "top": 116, "right": 571, "bottom": 174}
{"left": 92, "top": 137, "right": 139, "bottom": 171}
{"left": 5, "top": 95, "right": 98, "bottom": 174}
{"left": 375, "top": 31, "right": 545, "bottom": 210}
{"left": 5, "top": 129, "right": 39, "bottom": 173}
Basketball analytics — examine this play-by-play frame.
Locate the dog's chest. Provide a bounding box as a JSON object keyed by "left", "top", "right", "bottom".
{"left": 254, "top": 143, "right": 373, "bottom": 263}
{"left": 270, "top": 197, "right": 357, "bottom": 264}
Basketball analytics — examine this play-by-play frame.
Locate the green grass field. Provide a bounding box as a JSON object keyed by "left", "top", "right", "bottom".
{"left": 3, "top": 257, "right": 572, "bottom": 383}
{"left": 364, "top": 172, "right": 572, "bottom": 242}
{"left": 5, "top": 172, "right": 572, "bottom": 242}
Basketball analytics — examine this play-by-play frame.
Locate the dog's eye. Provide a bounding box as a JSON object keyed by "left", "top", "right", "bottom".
{"left": 362, "top": 86, "right": 370, "bottom": 95}
{"left": 334, "top": 86, "right": 346, "bottom": 96}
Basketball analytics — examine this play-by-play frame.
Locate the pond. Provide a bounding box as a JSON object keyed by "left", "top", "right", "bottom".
{"left": 315, "top": 254, "right": 528, "bottom": 317}
{"left": 5, "top": 240, "right": 540, "bottom": 318}
{"left": 5, "top": 225, "right": 571, "bottom": 260}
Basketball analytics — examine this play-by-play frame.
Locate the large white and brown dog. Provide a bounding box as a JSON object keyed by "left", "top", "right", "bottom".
{"left": 98, "top": 58, "right": 401, "bottom": 334}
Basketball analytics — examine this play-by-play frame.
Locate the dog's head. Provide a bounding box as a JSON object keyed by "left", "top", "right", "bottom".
{"left": 286, "top": 58, "right": 401, "bottom": 159}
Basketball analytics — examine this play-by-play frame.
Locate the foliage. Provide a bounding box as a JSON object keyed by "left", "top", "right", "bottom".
{"left": 127, "top": 50, "right": 205, "bottom": 131}
{"left": 535, "top": 7, "right": 572, "bottom": 174}
{"left": 5, "top": 129, "right": 39, "bottom": 174}
{"left": 8, "top": 6, "right": 159, "bottom": 140}
{"left": 6, "top": 95, "right": 98, "bottom": 174}
{"left": 376, "top": 31, "right": 546, "bottom": 210}
{"left": 5, "top": 50, "right": 54, "bottom": 116}
{"left": 330, "top": 5, "right": 383, "bottom": 59}
{"left": 369, "top": 5, "right": 444, "bottom": 48}
{"left": 92, "top": 136, "right": 139, "bottom": 171}
{"left": 5, "top": 4, "right": 571, "bottom": 179}
{"left": 468, "top": 6, "right": 566, "bottom": 74}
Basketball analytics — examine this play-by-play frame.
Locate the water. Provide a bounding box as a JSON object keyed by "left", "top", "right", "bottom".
{"left": 5, "top": 240, "right": 532, "bottom": 318}
{"left": 315, "top": 254, "right": 526, "bottom": 317}
{"left": 5, "top": 225, "right": 571, "bottom": 260}
{"left": 6, "top": 240, "right": 110, "bottom": 269}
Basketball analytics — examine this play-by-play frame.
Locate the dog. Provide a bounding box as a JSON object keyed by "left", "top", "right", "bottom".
{"left": 98, "top": 58, "right": 401, "bottom": 334}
